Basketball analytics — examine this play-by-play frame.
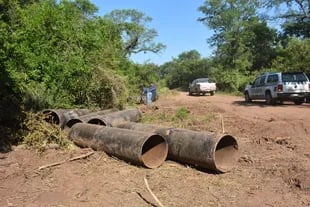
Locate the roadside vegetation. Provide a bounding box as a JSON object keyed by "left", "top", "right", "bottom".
{"left": 1, "top": 0, "right": 309, "bottom": 150}
{"left": 22, "top": 112, "right": 71, "bottom": 153}
{"left": 142, "top": 105, "right": 217, "bottom": 130}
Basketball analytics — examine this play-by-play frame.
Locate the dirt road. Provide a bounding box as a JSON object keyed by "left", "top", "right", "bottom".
{"left": 1, "top": 92, "right": 309, "bottom": 207}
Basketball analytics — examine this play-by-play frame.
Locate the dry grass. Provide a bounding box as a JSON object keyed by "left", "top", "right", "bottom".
{"left": 22, "top": 112, "right": 71, "bottom": 152}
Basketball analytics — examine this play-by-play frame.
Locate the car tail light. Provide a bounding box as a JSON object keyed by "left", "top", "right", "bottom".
{"left": 277, "top": 84, "right": 283, "bottom": 92}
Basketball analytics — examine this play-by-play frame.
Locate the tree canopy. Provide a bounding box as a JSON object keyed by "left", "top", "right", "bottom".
{"left": 104, "top": 9, "right": 166, "bottom": 56}
{"left": 0, "top": 0, "right": 165, "bottom": 149}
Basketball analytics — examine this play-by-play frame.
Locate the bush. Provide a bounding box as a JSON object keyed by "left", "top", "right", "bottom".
{"left": 175, "top": 107, "right": 190, "bottom": 120}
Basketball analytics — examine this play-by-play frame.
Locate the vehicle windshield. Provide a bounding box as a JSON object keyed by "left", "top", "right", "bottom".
{"left": 196, "top": 78, "right": 209, "bottom": 83}
{"left": 282, "top": 73, "right": 308, "bottom": 82}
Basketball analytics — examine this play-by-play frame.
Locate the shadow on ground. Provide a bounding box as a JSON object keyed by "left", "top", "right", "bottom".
{"left": 233, "top": 100, "right": 310, "bottom": 108}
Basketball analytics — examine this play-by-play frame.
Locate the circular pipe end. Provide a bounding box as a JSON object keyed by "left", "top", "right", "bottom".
{"left": 42, "top": 110, "right": 60, "bottom": 125}
{"left": 66, "top": 119, "right": 83, "bottom": 128}
{"left": 141, "top": 135, "right": 168, "bottom": 169}
{"left": 87, "top": 119, "right": 107, "bottom": 126}
{"left": 214, "top": 135, "right": 239, "bottom": 173}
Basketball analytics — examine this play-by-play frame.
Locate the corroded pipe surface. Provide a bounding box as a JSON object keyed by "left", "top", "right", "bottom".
{"left": 68, "top": 123, "right": 104, "bottom": 149}
{"left": 87, "top": 108, "right": 142, "bottom": 127}
{"left": 114, "top": 122, "right": 239, "bottom": 173}
{"left": 166, "top": 128, "right": 238, "bottom": 173}
{"left": 69, "top": 123, "right": 168, "bottom": 168}
{"left": 65, "top": 108, "right": 119, "bottom": 128}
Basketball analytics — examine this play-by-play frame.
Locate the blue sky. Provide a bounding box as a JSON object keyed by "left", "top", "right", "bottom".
{"left": 89, "top": 0, "right": 213, "bottom": 65}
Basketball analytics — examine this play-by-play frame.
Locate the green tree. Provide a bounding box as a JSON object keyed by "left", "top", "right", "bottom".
{"left": 161, "top": 50, "right": 213, "bottom": 89}
{"left": 271, "top": 38, "right": 310, "bottom": 73}
{"left": 198, "top": 0, "right": 277, "bottom": 91}
{"left": 104, "top": 9, "right": 166, "bottom": 56}
{"left": 5, "top": 0, "right": 125, "bottom": 108}
{"left": 243, "top": 19, "right": 278, "bottom": 70}
{"left": 0, "top": 0, "right": 37, "bottom": 150}
{"left": 262, "top": 0, "right": 310, "bottom": 38}
{"left": 198, "top": 0, "right": 259, "bottom": 68}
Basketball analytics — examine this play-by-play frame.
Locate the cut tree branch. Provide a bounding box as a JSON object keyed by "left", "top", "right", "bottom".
{"left": 144, "top": 177, "right": 165, "bottom": 207}
{"left": 38, "top": 150, "right": 94, "bottom": 170}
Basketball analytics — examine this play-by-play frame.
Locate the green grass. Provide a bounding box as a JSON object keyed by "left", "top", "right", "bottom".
{"left": 175, "top": 107, "right": 190, "bottom": 120}
{"left": 141, "top": 106, "right": 217, "bottom": 130}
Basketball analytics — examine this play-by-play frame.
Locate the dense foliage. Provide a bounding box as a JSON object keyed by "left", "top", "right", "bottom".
{"left": 0, "top": 0, "right": 164, "bottom": 150}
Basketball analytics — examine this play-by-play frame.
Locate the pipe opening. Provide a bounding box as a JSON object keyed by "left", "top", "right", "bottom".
{"left": 66, "top": 119, "right": 82, "bottom": 128}
{"left": 87, "top": 119, "right": 106, "bottom": 126}
{"left": 141, "top": 135, "right": 168, "bottom": 169}
{"left": 214, "top": 135, "right": 239, "bottom": 173}
{"left": 43, "top": 111, "right": 60, "bottom": 125}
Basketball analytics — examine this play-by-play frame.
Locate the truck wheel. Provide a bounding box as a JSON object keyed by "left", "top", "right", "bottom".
{"left": 195, "top": 89, "right": 200, "bottom": 96}
{"left": 265, "top": 92, "right": 275, "bottom": 105}
{"left": 244, "top": 92, "right": 252, "bottom": 103}
{"left": 210, "top": 91, "right": 215, "bottom": 96}
{"left": 294, "top": 98, "right": 304, "bottom": 105}
{"left": 189, "top": 91, "right": 192, "bottom": 96}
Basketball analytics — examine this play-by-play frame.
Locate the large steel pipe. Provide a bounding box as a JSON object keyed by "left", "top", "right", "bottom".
{"left": 114, "top": 122, "right": 239, "bottom": 173}
{"left": 87, "top": 108, "right": 142, "bottom": 127}
{"left": 65, "top": 108, "right": 119, "bottom": 128}
{"left": 166, "top": 128, "right": 238, "bottom": 173}
{"left": 43, "top": 109, "right": 89, "bottom": 129}
{"left": 69, "top": 123, "right": 168, "bottom": 169}
{"left": 68, "top": 123, "right": 103, "bottom": 148}
{"left": 42, "top": 109, "right": 67, "bottom": 128}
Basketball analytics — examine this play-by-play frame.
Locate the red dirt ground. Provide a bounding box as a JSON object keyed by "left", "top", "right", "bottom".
{"left": 1, "top": 92, "right": 309, "bottom": 207}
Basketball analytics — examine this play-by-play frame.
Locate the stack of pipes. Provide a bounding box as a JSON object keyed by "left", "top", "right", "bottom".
{"left": 43, "top": 108, "right": 239, "bottom": 172}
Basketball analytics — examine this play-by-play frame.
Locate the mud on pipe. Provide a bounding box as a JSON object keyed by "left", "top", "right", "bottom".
{"left": 68, "top": 123, "right": 168, "bottom": 169}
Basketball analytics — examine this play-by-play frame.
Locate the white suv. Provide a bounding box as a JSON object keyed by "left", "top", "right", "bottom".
{"left": 244, "top": 72, "right": 310, "bottom": 105}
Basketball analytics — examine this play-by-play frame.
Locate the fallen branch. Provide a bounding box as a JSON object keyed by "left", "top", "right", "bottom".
{"left": 38, "top": 150, "right": 94, "bottom": 170}
{"left": 144, "top": 177, "right": 165, "bottom": 207}
{"left": 68, "top": 151, "right": 94, "bottom": 162}
{"left": 38, "top": 160, "right": 66, "bottom": 170}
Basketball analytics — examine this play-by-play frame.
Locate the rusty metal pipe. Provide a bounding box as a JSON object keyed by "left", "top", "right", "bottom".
{"left": 42, "top": 109, "right": 89, "bottom": 129}
{"left": 65, "top": 108, "right": 119, "bottom": 128}
{"left": 114, "top": 122, "right": 239, "bottom": 173}
{"left": 68, "top": 123, "right": 103, "bottom": 148}
{"left": 42, "top": 109, "right": 67, "bottom": 127}
{"left": 69, "top": 123, "right": 168, "bottom": 169}
{"left": 87, "top": 108, "right": 142, "bottom": 127}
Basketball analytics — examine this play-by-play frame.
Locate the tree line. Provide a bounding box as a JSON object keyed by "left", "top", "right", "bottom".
{"left": 162, "top": 0, "right": 309, "bottom": 91}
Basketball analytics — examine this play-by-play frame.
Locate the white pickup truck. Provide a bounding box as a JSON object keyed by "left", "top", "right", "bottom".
{"left": 189, "top": 78, "right": 216, "bottom": 96}
{"left": 244, "top": 72, "right": 310, "bottom": 105}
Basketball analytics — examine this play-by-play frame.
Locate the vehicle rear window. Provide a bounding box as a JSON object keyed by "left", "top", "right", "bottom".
{"left": 267, "top": 74, "right": 278, "bottom": 83}
{"left": 282, "top": 73, "right": 308, "bottom": 82}
{"left": 196, "top": 78, "right": 209, "bottom": 83}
